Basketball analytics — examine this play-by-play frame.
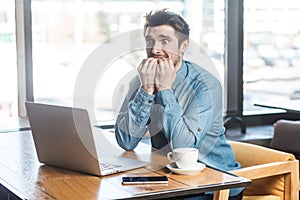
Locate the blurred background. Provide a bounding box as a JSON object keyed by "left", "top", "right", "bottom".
{"left": 0, "top": 0, "right": 299, "bottom": 123}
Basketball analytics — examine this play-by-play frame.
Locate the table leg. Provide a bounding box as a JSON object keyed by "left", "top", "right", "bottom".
{"left": 213, "top": 189, "right": 230, "bottom": 200}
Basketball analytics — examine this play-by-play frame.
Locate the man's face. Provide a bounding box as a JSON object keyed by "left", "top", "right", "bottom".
{"left": 144, "top": 25, "right": 187, "bottom": 70}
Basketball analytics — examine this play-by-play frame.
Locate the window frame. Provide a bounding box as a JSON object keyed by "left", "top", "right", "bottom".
{"left": 15, "top": 0, "right": 33, "bottom": 117}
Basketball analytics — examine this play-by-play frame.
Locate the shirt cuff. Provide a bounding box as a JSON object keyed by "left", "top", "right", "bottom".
{"left": 131, "top": 88, "right": 155, "bottom": 124}
{"left": 134, "top": 87, "right": 155, "bottom": 104}
{"left": 156, "top": 89, "right": 177, "bottom": 106}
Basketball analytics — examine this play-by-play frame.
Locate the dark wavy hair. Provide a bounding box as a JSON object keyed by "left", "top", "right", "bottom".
{"left": 144, "top": 9, "right": 190, "bottom": 45}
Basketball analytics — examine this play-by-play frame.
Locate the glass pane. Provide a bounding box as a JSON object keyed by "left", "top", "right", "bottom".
{"left": 32, "top": 0, "right": 225, "bottom": 122}
{"left": 0, "top": 0, "right": 18, "bottom": 118}
{"left": 243, "top": 0, "right": 300, "bottom": 114}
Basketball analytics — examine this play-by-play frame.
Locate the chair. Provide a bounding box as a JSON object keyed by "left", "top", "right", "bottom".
{"left": 270, "top": 119, "right": 300, "bottom": 160}
{"left": 228, "top": 140, "right": 299, "bottom": 200}
{"left": 270, "top": 119, "right": 300, "bottom": 193}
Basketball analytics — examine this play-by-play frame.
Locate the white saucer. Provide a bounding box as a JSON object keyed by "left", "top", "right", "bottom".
{"left": 166, "top": 163, "right": 206, "bottom": 175}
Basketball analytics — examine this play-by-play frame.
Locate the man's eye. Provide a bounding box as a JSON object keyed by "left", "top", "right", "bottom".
{"left": 146, "top": 40, "right": 154, "bottom": 46}
{"left": 162, "top": 39, "right": 169, "bottom": 44}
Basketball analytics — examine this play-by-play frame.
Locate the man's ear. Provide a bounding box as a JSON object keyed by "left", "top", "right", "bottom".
{"left": 180, "top": 39, "right": 189, "bottom": 54}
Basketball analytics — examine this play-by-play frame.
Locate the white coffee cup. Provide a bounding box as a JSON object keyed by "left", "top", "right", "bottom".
{"left": 167, "top": 148, "right": 199, "bottom": 169}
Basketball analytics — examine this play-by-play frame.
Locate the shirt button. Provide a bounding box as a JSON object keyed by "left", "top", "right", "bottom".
{"left": 148, "top": 100, "right": 153, "bottom": 103}
{"left": 197, "top": 127, "right": 202, "bottom": 132}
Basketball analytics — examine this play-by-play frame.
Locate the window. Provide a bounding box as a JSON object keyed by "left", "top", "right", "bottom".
{"left": 31, "top": 0, "right": 226, "bottom": 122}
{"left": 0, "top": 0, "right": 17, "bottom": 118}
{"left": 8, "top": 0, "right": 297, "bottom": 127}
{"left": 243, "top": 0, "right": 300, "bottom": 115}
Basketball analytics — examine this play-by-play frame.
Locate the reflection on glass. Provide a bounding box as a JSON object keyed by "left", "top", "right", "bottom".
{"left": 244, "top": 0, "right": 300, "bottom": 114}
{"left": 0, "top": 0, "right": 17, "bottom": 118}
{"left": 32, "top": 0, "right": 225, "bottom": 121}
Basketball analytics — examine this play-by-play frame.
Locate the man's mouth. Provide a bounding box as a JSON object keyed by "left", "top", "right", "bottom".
{"left": 152, "top": 55, "right": 168, "bottom": 59}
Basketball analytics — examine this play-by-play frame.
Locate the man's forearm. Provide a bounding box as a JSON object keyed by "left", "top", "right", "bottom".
{"left": 115, "top": 88, "right": 154, "bottom": 150}
{"left": 155, "top": 89, "right": 197, "bottom": 149}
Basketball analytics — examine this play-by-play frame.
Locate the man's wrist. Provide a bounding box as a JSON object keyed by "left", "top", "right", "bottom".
{"left": 156, "top": 86, "right": 171, "bottom": 92}
{"left": 141, "top": 85, "right": 155, "bottom": 94}
{"left": 155, "top": 82, "right": 174, "bottom": 92}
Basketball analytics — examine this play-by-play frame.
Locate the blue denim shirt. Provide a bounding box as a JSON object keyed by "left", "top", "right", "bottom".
{"left": 115, "top": 60, "right": 242, "bottom": 181}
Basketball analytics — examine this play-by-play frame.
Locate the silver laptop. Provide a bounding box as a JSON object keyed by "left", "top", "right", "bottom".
{"left": 25, "top": 102, "right": 149, "bottom": 176}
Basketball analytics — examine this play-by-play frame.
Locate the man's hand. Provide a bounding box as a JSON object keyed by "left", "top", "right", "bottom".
{"left": 137, "top": 58, "right": 157, "bottom": 94}
{"left": 155, "top": 58, "right": 176, "bottom": 91}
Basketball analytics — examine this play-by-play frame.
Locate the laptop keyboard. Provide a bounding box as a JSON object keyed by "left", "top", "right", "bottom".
{"left": 100, "top": 162, "right": 122, "bottom": 171}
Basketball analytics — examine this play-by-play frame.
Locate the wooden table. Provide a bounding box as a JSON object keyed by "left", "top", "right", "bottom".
{"left": 0, "top": 130, "right": 250, "bottom": 200}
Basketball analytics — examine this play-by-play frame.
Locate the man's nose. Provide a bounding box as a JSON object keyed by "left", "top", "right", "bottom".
{"left": 151, "top": 42, "right": 162, "bottom": 54}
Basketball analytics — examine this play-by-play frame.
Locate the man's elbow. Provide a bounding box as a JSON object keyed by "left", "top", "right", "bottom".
{"left": 118, "top": 142, "right": 135, "bottom": 151}
{"left": 115, "top": 135, "right": 136, "bottom": 151}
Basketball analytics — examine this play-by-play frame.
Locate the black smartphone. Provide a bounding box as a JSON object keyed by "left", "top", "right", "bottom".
{"left": 122, "top": 176, "right": 168, "bottom": 185}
